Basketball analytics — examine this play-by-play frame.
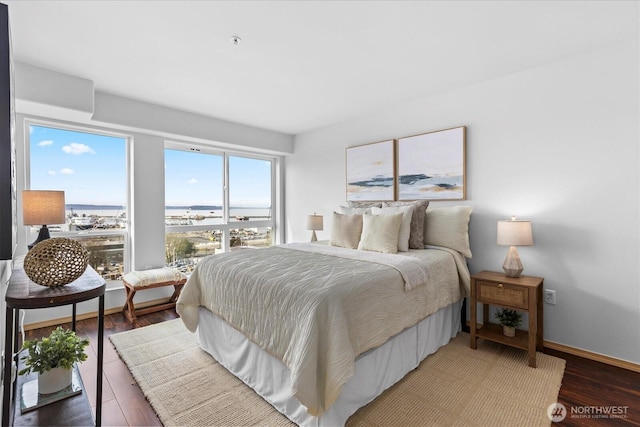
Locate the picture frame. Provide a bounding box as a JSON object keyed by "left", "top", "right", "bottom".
{"left": 346, "top": 139, "right": 395, "bottom": 202}
{"left": 396, "top": 126, "right": 466, "bottom": 201}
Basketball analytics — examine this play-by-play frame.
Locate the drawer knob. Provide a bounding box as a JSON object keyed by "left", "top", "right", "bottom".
{"left": 497, "top": 283, "right": 504, "bottom": 291}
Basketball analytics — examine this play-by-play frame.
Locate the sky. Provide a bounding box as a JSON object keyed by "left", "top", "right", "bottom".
{"left": 30, "top": 125, "right": 272, "bottom": 208}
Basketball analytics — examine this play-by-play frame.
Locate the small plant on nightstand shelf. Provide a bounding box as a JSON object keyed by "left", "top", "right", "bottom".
{"left": 19, "top": 326, "right": 90, "bottom": 394}
{"left": 495, "top": 309, "right": 522, "bottom": 337}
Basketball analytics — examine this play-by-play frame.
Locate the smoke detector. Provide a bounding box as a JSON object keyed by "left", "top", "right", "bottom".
{"left": 230, "top": 36, "right": 242, "bottom": 46}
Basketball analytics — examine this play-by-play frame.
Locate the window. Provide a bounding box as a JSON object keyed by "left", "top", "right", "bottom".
{"left": 164, "top": 143, "right": 276, "bottom": 273}
{"left": 28, "top": 122, "right": 129, "bottom": 289}
{"left": 228, "top": 156, "right": 272, "bottom": 222}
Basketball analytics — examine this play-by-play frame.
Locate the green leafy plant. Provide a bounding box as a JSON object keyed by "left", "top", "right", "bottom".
{"left": 494, "top": 309, "right": 522, "bottom": 328}
{"left": 19, "top": 327, "right": 90, "bottom": 375}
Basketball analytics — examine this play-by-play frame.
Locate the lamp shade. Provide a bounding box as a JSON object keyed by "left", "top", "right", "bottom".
{"left": 306, "top": 213, "right": 323, "bottom": 231}
{"left": 23, "top": 190, "right": 66, "bottom": 226}
{"left": 497, "top": 219, "right": 533, "bottom": 246}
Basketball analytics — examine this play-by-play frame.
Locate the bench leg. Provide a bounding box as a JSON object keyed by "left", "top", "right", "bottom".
{"left": 123, "top": 286, "right": 137, "bottom": 323}
{"left": 122, "top": 280, "right": 185, "bottom": 324}
{"left": 169, "top": 284, "right": 184, "bottom": 303}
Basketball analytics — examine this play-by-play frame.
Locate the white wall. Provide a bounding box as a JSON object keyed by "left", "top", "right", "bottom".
{"left": 286, "top": 40, "right": 640, "bottom": 364}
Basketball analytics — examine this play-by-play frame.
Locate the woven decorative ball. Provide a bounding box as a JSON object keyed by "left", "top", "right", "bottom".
{"left": 24, "top": 238, "right": 89, "bottom": 287}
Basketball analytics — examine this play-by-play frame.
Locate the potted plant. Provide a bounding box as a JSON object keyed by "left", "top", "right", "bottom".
{"left": 494, "top": 308, "right": 522, "bottom": 337}
{"left": 19, "top": 326, "right": 90, "bottom": 394}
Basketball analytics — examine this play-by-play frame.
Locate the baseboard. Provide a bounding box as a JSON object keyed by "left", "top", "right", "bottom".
{"left": 544, "top": 340, "right": 640, "bottom": 374}
{"left": 23, "top": 297, "right": 174, "bottom": 331}
{"left": 465, "top": 319, "right": 640, "bottom": 373}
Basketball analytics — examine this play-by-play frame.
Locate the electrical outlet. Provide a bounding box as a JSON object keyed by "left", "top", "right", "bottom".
{"left": 544, "top": 289, "right": 557, "bottom": 305}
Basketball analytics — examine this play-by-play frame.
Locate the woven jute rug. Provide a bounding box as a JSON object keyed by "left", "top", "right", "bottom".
{"left": 110, "top": 319, "right": 565, "bottom": 426}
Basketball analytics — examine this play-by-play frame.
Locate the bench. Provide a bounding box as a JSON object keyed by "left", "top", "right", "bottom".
{"left": 122, "top": 267, "right": 187, "bottom": 324}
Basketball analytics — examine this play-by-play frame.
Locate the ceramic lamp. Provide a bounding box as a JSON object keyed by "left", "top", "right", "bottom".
{"left": 497, "top": 217, "right": 533, "bottom": 278}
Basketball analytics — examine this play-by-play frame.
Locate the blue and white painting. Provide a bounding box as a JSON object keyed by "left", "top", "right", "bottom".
{"left": 346, "top": 139, "right": 394, "bottom": 201}
{"left": 397, "top": 127, "right": 465, "bottom": 201}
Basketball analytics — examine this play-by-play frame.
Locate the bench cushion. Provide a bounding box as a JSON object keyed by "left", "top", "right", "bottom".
{"left": 123, "top": 267, "right": 187, "bottom": 289}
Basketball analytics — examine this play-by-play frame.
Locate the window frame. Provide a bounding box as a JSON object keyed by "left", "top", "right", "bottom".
{"left": 164, "top": 140, "right": 279, "bottom": 254}
{"left": 25, "top": 118, "right": 132, "bottom": 289}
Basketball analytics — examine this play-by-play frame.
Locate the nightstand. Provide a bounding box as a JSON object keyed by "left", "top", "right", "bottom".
{"left": 469, "top": 270, "right": 544, "bottom": 367}
{"left": 3, "top": 266, "right": 105, "bottom": 426}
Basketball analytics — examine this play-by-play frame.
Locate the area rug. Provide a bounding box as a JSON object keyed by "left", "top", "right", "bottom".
{"left": 109, "top": 319, "right": 565, "bottom": 426}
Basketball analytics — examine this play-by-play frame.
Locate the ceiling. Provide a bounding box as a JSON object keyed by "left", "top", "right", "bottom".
{"left": 4, "top": 1, "right": 638, "bottom": 135}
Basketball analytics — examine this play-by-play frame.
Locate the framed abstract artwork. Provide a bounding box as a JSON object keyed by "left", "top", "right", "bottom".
{"left": 396, "top": 126, "right": 466, "bottom": 201}
{"left": 346, "top": 139, "right": 395, "bottom": 202}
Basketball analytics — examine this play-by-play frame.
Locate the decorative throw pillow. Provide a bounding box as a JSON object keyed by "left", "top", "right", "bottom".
{"left": 329, "top": 212, "right": 363, "bottom": 249}
{"left": 384, "top": 200, "right": 429, "bottom": 249}
{"left": 423, "top": 205, "right": 472, "bottom": 258}
{"left": 339, "top": 205, "right": 371, "bottom": 215}
{"left": 357, "top": 212, "right": 403, "bottom": 254}
{"left": 371, "top": 205, "right": 413, "bottom": 252}
{"left": 347, "top": 201, "right": 382, "bottom": 209}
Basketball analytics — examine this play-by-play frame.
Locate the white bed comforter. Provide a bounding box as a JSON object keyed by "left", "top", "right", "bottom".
{"left": 177, "top": 243, "right": 469, "bottom": 416}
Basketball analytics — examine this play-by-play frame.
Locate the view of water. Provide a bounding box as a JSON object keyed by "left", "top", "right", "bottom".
{"left": 57, "top": 206, "right": 271, "bottom": 230}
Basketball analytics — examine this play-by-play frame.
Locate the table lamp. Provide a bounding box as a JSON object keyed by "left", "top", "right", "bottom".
{"left": 306, "top": 213, "right": 323, "bottom": 242}
{"left": 23, "top": 190, "right": 66, "bottom": 249}
{"left": 497, "top": 216, "right": 533, "bottom": 278}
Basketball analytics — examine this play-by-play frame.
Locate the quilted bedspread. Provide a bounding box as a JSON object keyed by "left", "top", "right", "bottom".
{"left": 177, "top": 243, "right": 469, "bottom": 416}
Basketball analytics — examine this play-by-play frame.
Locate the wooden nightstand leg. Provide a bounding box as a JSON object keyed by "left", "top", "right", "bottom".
{"left": 470, "top": 289, "right": 478, "bottom": 349}
{"left": 537, "top": 282, "right": 544, "bottom": 351}
{"left": 528, "top": 287, "right": 537, "bottom": 368}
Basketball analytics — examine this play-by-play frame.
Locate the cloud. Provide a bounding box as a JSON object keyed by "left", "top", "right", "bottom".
{"left": 47, "top": 170, "right": 56, "bottom": 176}
{"left": 62, "top": 142, "right": 95, "bottom": 155}
{"left": 188, "top": 178, "right": 198, "bottom": 184}
{"left": 38, "top": 140, "right": 54, "bottom": 147}
{"left": 60, "top": 168, "right": 74, "bottom": 175}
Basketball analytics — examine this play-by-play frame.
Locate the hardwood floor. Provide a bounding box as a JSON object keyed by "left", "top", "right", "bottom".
{"left": 22, "top": 310, "right": 179, "bottom": 426}
{"left": 22, "top": 309, "right": 640, "bottom": 426}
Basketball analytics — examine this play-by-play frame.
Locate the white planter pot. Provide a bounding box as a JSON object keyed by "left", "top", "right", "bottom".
{"left": 38, "top": 366, "right": 72, "bottom": 394}
{"left": 502, "top": 325, "right": 516, "bottom": 337}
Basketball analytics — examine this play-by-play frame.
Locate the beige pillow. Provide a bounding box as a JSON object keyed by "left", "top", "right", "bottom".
{"left": 384, "top": 200, "right": 429, "bottom": 249}
{"left": 329, "top": 212, "right": 363, "bottom": 249}
{"left": 423, "top": 206, "right": 472, "bottom": 258}
{"left": 358, "top": 212, "right": 403, "bottom": 254}
{"left": 371, "top": 205, "right": 413, "bottom": 252}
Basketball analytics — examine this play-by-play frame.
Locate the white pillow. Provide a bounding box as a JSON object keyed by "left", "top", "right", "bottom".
{"left": 358, "top": 212, "right": 403, "bottom": 254}
{"left": 329, "top": 212, "right": 363, "bottom": 249}
{"left": 371, "top": 205, "right": 413, "bottom": 252}
{"left": 423, "top": 206, "right": 472, "bottom": 258}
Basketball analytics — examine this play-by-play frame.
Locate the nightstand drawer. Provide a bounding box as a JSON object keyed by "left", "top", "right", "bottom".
{"left": 476, "top": 280, "right": 528, "bottom": 309}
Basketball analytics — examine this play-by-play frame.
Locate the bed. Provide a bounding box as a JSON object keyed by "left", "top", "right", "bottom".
{"left": 177, "top": 204, "right": 472, "bottom": 426}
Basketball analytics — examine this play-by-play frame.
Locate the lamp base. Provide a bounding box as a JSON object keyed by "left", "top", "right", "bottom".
{"left": 28, "top": 225, "right": 51, "bottom": 250}
{"left": 502, "top": 245, "right": 524, "bottom": 278}
{"left": 310, "top": 230, "right": 318, "bottom": 242}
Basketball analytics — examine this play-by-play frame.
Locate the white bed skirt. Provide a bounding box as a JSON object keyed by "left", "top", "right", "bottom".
{"left": 197, "top": 300, "right": 462, "bottom": 427}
